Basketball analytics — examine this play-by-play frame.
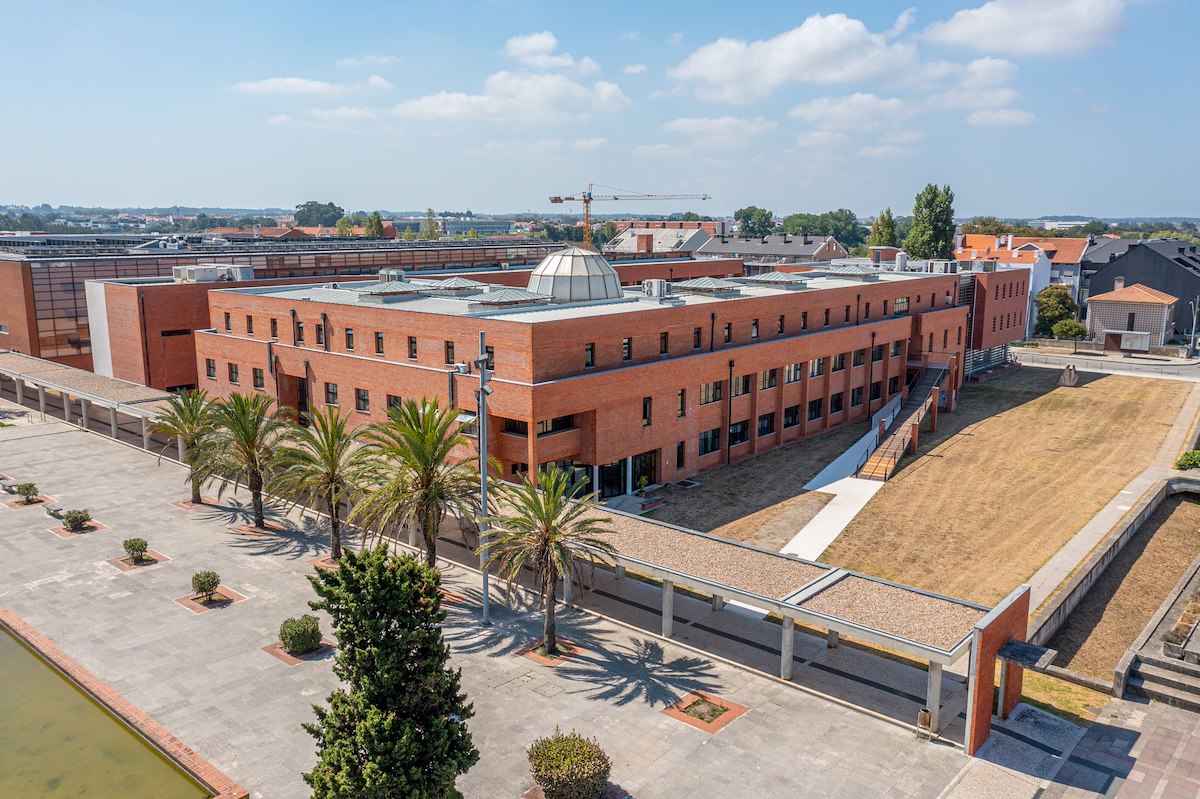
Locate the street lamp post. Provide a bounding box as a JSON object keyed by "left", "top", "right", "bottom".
{"left": 1189, "top": 296, "right": 1199, "bottom": 359}
{"left": 474, "top": 331, "right": 493, "bottom": 626}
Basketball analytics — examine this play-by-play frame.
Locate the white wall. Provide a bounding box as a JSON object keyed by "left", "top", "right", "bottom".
{"left": 83, "top": 280, "right": 113, "bottom": 377}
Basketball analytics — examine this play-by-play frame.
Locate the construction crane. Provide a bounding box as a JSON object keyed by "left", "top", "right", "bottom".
{"left": 549, "top": 183, "right": 710, "bottom": 250}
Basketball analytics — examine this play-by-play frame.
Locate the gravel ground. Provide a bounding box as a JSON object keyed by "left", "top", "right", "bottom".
{"left": 799, "top": 574, "right": 985, "bottom": 651}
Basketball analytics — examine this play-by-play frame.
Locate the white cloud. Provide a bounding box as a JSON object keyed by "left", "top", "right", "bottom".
{"left": 669, "top": 14, "right": 917, "bottom": 103}
{"left": 572, "top": 137, "right": 608, "bottom": 151}
{"left": 392, "top": 71, "right": 629, "bottom": 123}
{"left": 233, "top": 77, "right": 344, "bottom": 94}
{"left": 666, "top": 32, "right": 683, "bottom": 46}
{"left": 266, "top": 114, "right": 295, "bottom": 125}
{"left": 882, "top": 128, "right": 925, "bottom": 144}
{"left": 859, "top": 144, "right": 911, "bottom": 159}
{"left": 967, "top": 108, "right": 1035, "bottom": 126}
{"left": 789, "top": 93, "right": 914, "bottom": 130}
{"left": 483, "top": 139, "right": 563, "bottom": 155}
{"left": 337, "top": 54, "right": 398, "bottom": 68}
{"left": 308, "top": 106, "right": 379, "bottom": 120}
{"left": 619, "top": 31, "right": 640, "bottom": 42}
{"left": 925, "top": 0, "right": 1125, "bottom": 55}
{"left": 887, "top": 7, "right": 918, "bottom": 37}
{"left": 504, "top": 31, "right": 598, "bottom": 74}
{"left": 623, "top": 63, "right": 647, "bottom": 75}
{"left": 365, "top": 75, "right": 393, "bottom": 90}
{"left": 961, "top": 57, "right": 1017, "bottom": 88}
{"left": 662, "top": 115, "right": 776, "bottom": 149}
{"left": 794, "top": 130, "right": 846, "bottom": 148}
{"left": 635, "top": 142, "right": 688, "bottom": 158}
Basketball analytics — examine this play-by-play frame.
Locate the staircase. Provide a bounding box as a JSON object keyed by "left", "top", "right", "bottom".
{"left": 857, "top": 368, "right": 945, "bottom": 481}
{"left": 1126, "top": 654, "right": 1200, "bottom": 713}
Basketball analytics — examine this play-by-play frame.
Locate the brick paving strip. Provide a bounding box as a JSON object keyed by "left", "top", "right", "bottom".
{"left": 47, "top": 520, "right": 110, "bottom": 539}
{"left": 0, "top": 607, "right": 249, "bottom": 799}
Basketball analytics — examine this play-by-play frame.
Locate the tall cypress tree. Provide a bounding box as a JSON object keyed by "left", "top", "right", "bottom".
{"left": 903, "top": 184, "right": 956, "bottom": 259}
{"left": 304, "top": 546, "right": 478, "bottom": 798}
{"left": 867, "top": 207, "right": 898, "bottom": 247}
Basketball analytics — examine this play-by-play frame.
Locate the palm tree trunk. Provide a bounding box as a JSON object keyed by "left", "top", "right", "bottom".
{"left": 249, "top": 469, "right": 265, "bottom": 529}
{"left": 189, "top": 472, "right": 202, "bottom": 505}
{"left": 422, "top": 505, "right": 437, "bottom": 566}
{"left": 544, "top": 576, "right": 558, "bottom": 657}
{"left": 328, "top": 489, "right": 342, "bottom": 560}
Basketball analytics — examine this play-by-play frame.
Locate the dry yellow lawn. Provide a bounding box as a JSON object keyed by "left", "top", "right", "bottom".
{"left": 821, "top": 368, "right": 1193, "bottom": 605}
{"left": 1049, "top": 495, "right": 1200, "bottom": 679}
{"left": 645, "top": 423, "right": 866, "bottom": 550}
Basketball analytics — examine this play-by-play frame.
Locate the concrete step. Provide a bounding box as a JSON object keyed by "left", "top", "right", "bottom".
{"left": 1126, "top": 674, "right": 1200, "bottom": 713}
{"left": 1136, "top": 652, "right": 1200, "bottom": 681}
{"left": 1130, "top": 661, "right": 1200, "bottom": 695}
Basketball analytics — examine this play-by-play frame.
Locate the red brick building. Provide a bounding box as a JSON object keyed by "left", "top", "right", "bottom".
{"left": 194, "top": 249, "right": 967, "bottom": 494}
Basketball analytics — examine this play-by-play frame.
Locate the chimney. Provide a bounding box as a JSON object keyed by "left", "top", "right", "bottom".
{"left": 1114, "top": 276, "right": 1125, "bottom": 290}
{"left": 636, "top": 233, "right": 653, "bottom": 253}
{"left": 1007, "top": 233, "right": 1014, "bottom": 250}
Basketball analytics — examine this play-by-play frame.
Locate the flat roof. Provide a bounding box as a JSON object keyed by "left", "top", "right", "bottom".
{"left": 0, "top": 351, "right": 171, "bottom": 413}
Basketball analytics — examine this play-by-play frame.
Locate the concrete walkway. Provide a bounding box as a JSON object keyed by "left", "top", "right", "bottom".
{"left": 1019, "top": 352, "right": 1200, "bottom": 383}
{"left": 1026, "top": 381, "right": 1200, "bottom": 609}
{"left": 780, "top": 476, "right": 883, "bottom": 559}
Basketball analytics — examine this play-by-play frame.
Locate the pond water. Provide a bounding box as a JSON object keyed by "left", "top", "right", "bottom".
{"left": 0, "top": 626, "right": 210, "bottom": 798}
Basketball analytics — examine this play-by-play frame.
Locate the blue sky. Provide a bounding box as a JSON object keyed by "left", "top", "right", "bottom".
{"left": 0, "top": 0, "right": 1193, "bottom": 217}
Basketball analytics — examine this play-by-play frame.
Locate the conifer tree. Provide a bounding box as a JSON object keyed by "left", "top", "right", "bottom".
{"left": 304, "top": 547, "right": 478, "bottom": 798}
{"left": 867, "top": 207, "right": 898, "bottom": 247}
{"left": 903, "top": 184, "right": 956, "bottom": 259}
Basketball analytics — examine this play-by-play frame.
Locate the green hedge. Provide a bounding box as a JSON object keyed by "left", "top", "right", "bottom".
{"left": 279, "top": 614, "right": 322, "bottom": 655}
{"left": 528, "top": 728, "right": 611, "bottom": 799}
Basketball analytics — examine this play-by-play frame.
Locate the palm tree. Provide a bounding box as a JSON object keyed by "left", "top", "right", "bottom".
{"left": 192, "top": 393, "right": 291, "bottom": 529}
{"left": 482, "top": 466, "right": 615, "bottom": 657}
{"left": 354, "top": 398, "right": 480, "bottom": 566}
{"left": 152, "top": 389, "right": 216, "bottom": 505}
{"left": 268, "top": 406, "right": 368, "bottom": 560}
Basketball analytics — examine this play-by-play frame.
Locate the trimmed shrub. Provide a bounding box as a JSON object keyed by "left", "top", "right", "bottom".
{"left": 192, "top": 570, "right": 221, "bottom": 602}
{"left": 123, "top": 537, "right": 149, "bottom": 562}
{"left": 14, "top": 482, "right": 38, "bottom": 504}
{"left": 1175, "top": 450, "right": 1200, "bottom": 470}
{"left": 62, "top": 509, "right": 92, "bottom": 532}
{"left": 279, "top": 614, "right": 322, "bottom": 655}
{"left": 528, "top": 728, "right": 612, "bottom": 799}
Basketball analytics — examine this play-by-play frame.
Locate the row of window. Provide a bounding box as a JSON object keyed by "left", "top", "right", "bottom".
{"left": 206, "top": 359, "right": 266, "bottom": 389}
{"left": 994, "top": 279, "right": 1026, "bottom": 301}
{"left": 992, "top": 311, "right": 1025, "bottom": 332}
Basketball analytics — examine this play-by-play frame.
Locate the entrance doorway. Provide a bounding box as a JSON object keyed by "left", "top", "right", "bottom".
{"left": 632, "top": 450, "right": 658, "bottom": 490}
{"left": 598, "top": 461, "right": 625, "bottom": 498}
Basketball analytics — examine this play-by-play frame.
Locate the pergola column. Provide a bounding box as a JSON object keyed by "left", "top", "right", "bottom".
{"left": 711, "top": 594, "right": 725, "bottom": 611}
{"left": 926, "top": 662, "right": 943, "bottom": 734}
{"left": 562, "top": 571, "right": 573, "bottom": 606}
{"left": 827, "top": 629, "right": 840, "bottom": 648}
{"left": 79, "top": 398, "right": 90, "bottom": 430}
{"left": 624, "top": 456, "right": 633, "bottom": 495}
{"left": 37, "top": 385, "right": 46, "bottom": 418}
{"left": 109, "top": 406, "right": 119, "bottom": 438}
{"left": 176, "top": 434, "right": 185, "bottom": 461}
{"left": 63, "top": 393, "right": 71, "bottom": 423}
{"left": 140, "top": 417, "right": 150, "bottom": 449}
{"left": 614, "top": 565, "right": 625, "bottom": 580}
{"left": 591, "top": 464, "right": 600, "bottom": 500}
{"left": 661, "top": 580, "right": 674, "bottom": 637}
{"left": 14, "top": 378, "right": 26, "bottom": 406}
{"left": 780, "top": 615, "right": 795, "bottom": 680}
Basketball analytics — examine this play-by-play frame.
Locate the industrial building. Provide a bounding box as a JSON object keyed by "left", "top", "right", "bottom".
{"left": 193, "top": 248, "right": 968, "bottom": 494}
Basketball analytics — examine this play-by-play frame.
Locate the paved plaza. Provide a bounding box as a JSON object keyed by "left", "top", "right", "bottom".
{"left": 4, "top": 413, "right": 1200, "bottom": 799}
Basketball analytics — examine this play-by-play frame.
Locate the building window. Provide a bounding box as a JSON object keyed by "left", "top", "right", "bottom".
{"left": 759, "top": 368, "right": 778, "bottom": 390}
{"left": 785, "top": 363, "right": 803, "bottom": 383}
{"left": 729, "top": 420, "right": 750, "bottom": 446}
{"left": 723, "top": 323, "right": 732, "bottom": 343}
{"left": 957, "top": 326, "right": 963, "bottom": 345}
{"left": 892, "top": 341, "right": 902, "bottom": 357}
{"left": 511, "top": 462, "right": 528, "bottom": 475}
{"left": 807, "top": 398, "right": 823, "bottom": 421}
{"left": 387, "top": 394, "right": 402, "bottom": 411}
{"left": 693, "top": 327, "right": 702, "bottom": 349}
{"left": 270, "top": 318, "right": 278, "bottom": 338}
{"left": 945, "top": 290, "right": 952, "bottom": 306}
{"left": 315, "top": 323, "right": 325, "bottom": 346}
{"left": 870, "top": 381, "right": 882, "bottom": 401}
{"left": 699, "top": 428, "right": 721, "bottom": 456}
{"left": 889, "top": 376, "right": 900, "bottom": 394}
{"left": 823, "top": 308, "right": 830, "bottom": 327}
{"left": 801, "top": 311, "right": 808, "bottom": 330}
{"left": 784, "top": 405, "right": 800, "bottom": 428}
{"left": 883, "top": 300, "right": 889, "bottom": 316}
{"left": 485, "top": 346, "right": 495, "bottom": 370}
{"left": 943, "top": 329, "right": 949, "bottom": 349}
{"left": 830, "top": 392, "right": 844, "bottom": 414}
{"left": 700, "top": 381, "right": 723, "bottom": 405}
{"left": 346, "top": 328, "right": 355, "bottom": 350}
{"left": 407, "top": 335, "right": 417, "bottom": 359}
{"left": 205, "top": 358, "right": 216, "bottom": 379}
{"left": 851, "top": 386, "right": 863, "bottom": 407}
{"left": 677, "top": 389, "right": 686, "bottom": 417}
{"left": 676, "top": 441, "right": 685, "bottom": 468}
{"left": 731, "top": 374, "right": 751, "bottom": 397}
{"left": 659, "top": 332, "right": 669, "bottom": 355}
{"left": 355, "top": 388, "right": 370, "bottom": 413}
{"left": 325, "top": 383, "right": 339, "bottom": 405}
{"left": 535, "top": 415, "right": 574, "bottom": 435}
{"left": 252, "top": 368, "right": 264, "bottom": 389}
{"left": 757, "top": 412, "right": 776, "bottom": 436}
{"left": 296, "top": 322, "right": 304, "bottom": 343}
{"left": 444, "top": 340, "right": 455, "bottom": 364}
{"left": 894, "top": 297, "right": 909, "bottom": 316}
{"left": 777, "top": 315, "right": 785, "bottom": 334}
{"left": 872, "top": 344, "right": 885, "bottom": 361}
{"left": 584, "top": 343, "right": 595, "bottom": 368}
{"left": 751, "top": 319, "right": 759, "bottom": 340}
{"left": 853, "top": 348, "right": 865, "bottom": 367}
{"left": 223, "top": 312, "right": 231, "bottom": 331}
{"left": 622, "top": 337, "right": 632, "bottom": 361}
{"left": 246, "top": 315, "right": 254, "bottom": 335}
{"left": 642, "top": 396, "right": 653, "bottom": 426}
{"left": 228, "top": 363, "right": 239, "bottom": 384}
{"left": 832, "top": 353, "right": 846, "bottom": 372}
{"left": 809, "top": 358, "right": 824, "bottom": 378}
{"left": 863, "top": 303, "right": 870, "bottom": 320}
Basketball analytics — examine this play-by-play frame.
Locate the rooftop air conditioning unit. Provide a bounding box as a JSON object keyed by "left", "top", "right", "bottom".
{"left": 642, "top": 279, "right": 669, "bottom": 298}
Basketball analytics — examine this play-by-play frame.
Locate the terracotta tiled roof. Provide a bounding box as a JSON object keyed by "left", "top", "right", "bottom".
{"left": 1011, "top": 237, "right": 1088, "bottom": 264}
{"left": 1087, "top": 283, "right": 1178, "bottom": 305}
{"left": 955, "top": 235, "right": 1090, "bottom": 265}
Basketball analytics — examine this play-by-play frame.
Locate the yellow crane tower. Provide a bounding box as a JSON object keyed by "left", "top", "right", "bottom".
{"left": 549, "top": 183, "right": 711, "bottom": 250}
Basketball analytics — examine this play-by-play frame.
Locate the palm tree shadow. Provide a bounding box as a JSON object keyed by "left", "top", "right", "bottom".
{"left": 194, "top": 500, "right": 360, "bottom": 561}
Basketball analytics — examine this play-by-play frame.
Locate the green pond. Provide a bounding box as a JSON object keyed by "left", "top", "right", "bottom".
{"left": 0, "top": 626, "right": 211, "bottom": 798}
